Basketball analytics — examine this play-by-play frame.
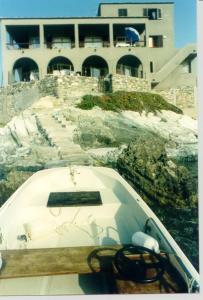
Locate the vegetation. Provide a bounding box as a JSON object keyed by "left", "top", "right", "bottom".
{"left": 0, "top": 171, "right": 33, "bottom": 207}
{"left": 77, "top": 91, "right": 183, "bottom": 114}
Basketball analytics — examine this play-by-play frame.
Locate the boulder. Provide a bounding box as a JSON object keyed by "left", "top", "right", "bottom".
{"left": 117, "top": 135, "right": 197, "bottom": 208}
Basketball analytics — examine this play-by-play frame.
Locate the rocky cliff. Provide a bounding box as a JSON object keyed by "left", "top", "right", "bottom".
{"left": 117, "top": 136, "right": 197, "bottom": 208}
{"left": 0, "top": 94, "right": 198, "bottom": 205}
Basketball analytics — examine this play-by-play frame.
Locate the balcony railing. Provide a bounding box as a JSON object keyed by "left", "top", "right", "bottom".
{"left": 6, "top": 38, "right": 146, "bottom": 50}
{"left": 114, "top": 36, "right": 146, "bottom": 47}
{"left": 6, "top": 43, "right": 40, "bottom": 50}
{"left": 79, "top": 40, "right": 110, "bottom": 48}
{"left": 45, "top": 41, "right": 75, "bottom": 49}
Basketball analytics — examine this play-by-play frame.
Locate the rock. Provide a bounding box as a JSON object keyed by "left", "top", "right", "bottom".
{"left": 86, "top": 146, "right": 127, "bottom": 167}
{"left": 0, "top": 170, "right": 33, "bottom": 206}
{"left": 120, "top": 110, "right": 198, "bottom": 160}
{"left": 117, "top": 135, "right": 197, "bottom": 208}
{"left": 31, "top": 96, "right": 62, "bottom": 109}
{"left": 0, "top": 97, "right": 198, "bottom": 208}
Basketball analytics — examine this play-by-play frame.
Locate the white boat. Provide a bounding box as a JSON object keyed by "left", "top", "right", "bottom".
{"left": 0, "top": 166, "right": 200, "bottom": 295}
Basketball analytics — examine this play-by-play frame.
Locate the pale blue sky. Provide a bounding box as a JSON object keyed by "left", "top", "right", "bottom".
{"left": 0, "top": 0, "right": 197, "bottom": 85}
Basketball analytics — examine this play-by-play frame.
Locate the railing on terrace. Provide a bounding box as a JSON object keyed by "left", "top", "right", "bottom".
{"left": 79, "top": 40, "right": 110, "bottom": 48}
{"left": 6, "top": 43, "right": 40, "bottom": 50}
{"left": 47, "top": 64, "right": 74, "bottom": 75}
{"left": 45, "top": 42, "right": 75, "bottom": 49}
{"left": 114, "top": 36, "right": 146, "bottom": 47}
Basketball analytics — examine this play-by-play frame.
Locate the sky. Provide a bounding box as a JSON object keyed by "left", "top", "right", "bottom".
{"left": 0, "top": 0, "right": 197, "bottom": 85}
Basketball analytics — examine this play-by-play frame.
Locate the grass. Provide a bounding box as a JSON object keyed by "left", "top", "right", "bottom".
{"left": 77, "top": 91, "right": 183, "bottom": 115}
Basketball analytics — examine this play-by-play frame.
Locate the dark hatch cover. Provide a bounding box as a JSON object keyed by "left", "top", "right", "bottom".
{"left": 47, "top": 191, "right": 102, "bottom": 207}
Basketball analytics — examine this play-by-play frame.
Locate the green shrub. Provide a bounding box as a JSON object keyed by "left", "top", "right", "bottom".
{"left": 77, "top": 91, "right": 183, "bottom": 115}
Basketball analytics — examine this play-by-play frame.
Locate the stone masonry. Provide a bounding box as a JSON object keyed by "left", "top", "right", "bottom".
{"left": 56, "top": 75, "right": 99, "bottom": 100}
{"left": 0, "top": 74, "right": 197, "bottom": 126}
{"left": 0, "top": 74, "right": 151, "bottom": 125}
{"left": 155, "top": 86, "right": 197, "bottom": 109}
{"left": 112, "top": 74, "right": 150, "bottom": 92}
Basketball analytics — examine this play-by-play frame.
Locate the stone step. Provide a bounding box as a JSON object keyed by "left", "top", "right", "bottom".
{"left": 48, "top": 128, "right": 75, "bottom": 135}
{"left": 35, "top": 112, "right": 91, "bottom": 165}
{"left": 47, "top": 132, "right": 65, "bottom": 139}
{"left": 59, "top": 151, "right": 87, "bottom": 157}
{"left": 56, "top": 142, "right": 81, "bottom": 148}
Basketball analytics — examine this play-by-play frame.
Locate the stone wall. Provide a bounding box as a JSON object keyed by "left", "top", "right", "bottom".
{"left": 112, "top": 74, "right": 150, "bottom": 92}
{"left": 0, "top": 74, "right": 150, "bottom": 125}
{"left": 155, "top": 86, "right": 197, "bottom": 111}
{"left": 38, "top": 76, "right": 58, "bottom": 98}
{"left": 56, "top": 75, "right": 99, "bottom": 100}
{"left": 0, "top": 74, "right": 197, "bottom": 126}
{"left": 0, "top": 75, "right": 100, "bottom": 125}
{"left": 0, "top": 81, "right": 40, "bottom": 125}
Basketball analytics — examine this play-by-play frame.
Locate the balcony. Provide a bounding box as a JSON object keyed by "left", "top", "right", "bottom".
{"left": 113, "top": 24, "right": 146, "bottom": 48}
{"left": 44, "top": 24, "right": 75, "bottom": 49}
{"left": 79, "top": 24, "right": 110, "bottom": 48}
{"left": 6, "top": 25, "right": 40, "bottom": 50}
{"left": 7, "top": 41, "right": 40, "bottom": 50}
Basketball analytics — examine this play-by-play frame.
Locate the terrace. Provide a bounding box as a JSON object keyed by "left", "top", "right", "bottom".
{"left": 6, "top": 25, "right": 40, "bottom": 49}
{"left": 44, "top": 25, "right": 75, "bottom": 49}
{"left": 79, "top": 24, "right": 110, "bottom": 48}
{"left": 113, "top": 24, "right": 146, "bottom": 47}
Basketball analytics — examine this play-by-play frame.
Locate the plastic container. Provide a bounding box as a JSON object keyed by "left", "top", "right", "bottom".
{"left": 132, "top": 231, "right": 160, "bottom": 254}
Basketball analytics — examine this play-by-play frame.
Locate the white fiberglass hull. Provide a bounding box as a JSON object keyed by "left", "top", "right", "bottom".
{"left": 0, "top": 166, "right": 199, "bottom": 295}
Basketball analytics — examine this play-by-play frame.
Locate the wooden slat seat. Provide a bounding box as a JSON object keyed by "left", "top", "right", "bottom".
{"left": 0, "top": 245, "right": 121, "bottom": 279}
{"left": 0, "top": 245, "right": 187, "bottom": 294}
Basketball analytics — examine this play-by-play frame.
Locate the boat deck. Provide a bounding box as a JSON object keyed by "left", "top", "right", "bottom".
{"left": 0, "top": 245, "right": 187, "bottom": 294}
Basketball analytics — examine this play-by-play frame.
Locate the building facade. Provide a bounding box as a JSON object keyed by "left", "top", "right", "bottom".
{"left": 0, "top": 2, "right": 197, "bottom": 88}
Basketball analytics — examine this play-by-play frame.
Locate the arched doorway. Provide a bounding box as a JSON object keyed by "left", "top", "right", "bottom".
{"left": 13, "top": 58, "right": 39, "bottom": 82}
{"left": 82, "top": 55, "right": 109, "bottom": 77}
{"left": 116, "top": 55, "right": 143, "bottom": 78}
{"left": 47, "top": 56, "right": 74, "bottom": 74}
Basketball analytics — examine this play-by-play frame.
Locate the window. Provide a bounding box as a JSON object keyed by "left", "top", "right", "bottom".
{"left": 150, "top": 61, "right": 154, "bottom": 73}
{"left": 47, "top": 191, "right": 102, "bottom": 207}
{"left": 118, "top": 9, "right": 128, "bottom": 17}
{"left": 149, "top": 35, "right": 163, "bottom": 48}
{"left": 143, "top": 8, "right": 162, "bottom": 20}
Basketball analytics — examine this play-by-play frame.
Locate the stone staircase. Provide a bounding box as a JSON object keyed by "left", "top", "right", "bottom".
{"left": 35, "top": 110, "right": 92, "bottom": 166}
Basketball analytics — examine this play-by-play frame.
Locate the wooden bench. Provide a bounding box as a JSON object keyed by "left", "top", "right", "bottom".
{"left": 0, "top": 245, "right": 187, "bottom": 294}
{"left": 0, "top": 245, "right": 121, "bottom": 279}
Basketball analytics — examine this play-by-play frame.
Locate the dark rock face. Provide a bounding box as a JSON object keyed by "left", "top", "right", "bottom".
{"left": 0, "top": 171, "right": 33, "bottom": 207}
{"left": 117, "top": 135, "right": 197, "bottom": 208}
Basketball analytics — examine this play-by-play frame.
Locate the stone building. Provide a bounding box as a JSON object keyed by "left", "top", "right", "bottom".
{"left": 0, "top": 1, "right": 197, "bottom": 88}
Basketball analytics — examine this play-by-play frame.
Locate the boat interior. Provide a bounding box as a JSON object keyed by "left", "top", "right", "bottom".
{"left": 0, "top": 167, "right": 199, "bottom": 295}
